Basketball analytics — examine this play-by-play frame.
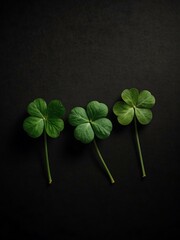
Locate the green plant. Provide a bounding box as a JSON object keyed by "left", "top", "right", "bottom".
{"left": 23, "top": 98, "right": 65, "bottom": 184}
{"left": 113, "top": 88, "right": 155, "bottom": 177}
{"left": 68, "top": 100, "right": 115, "bottom": 184}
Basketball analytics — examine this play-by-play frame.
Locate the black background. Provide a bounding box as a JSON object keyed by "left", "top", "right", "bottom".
{"left": 0, "top": 0, "right": 180, "bottom": 239}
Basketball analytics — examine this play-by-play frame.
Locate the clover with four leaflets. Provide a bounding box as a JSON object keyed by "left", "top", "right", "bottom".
{"left": 68, "top": 100, "right": 115, "bottom": 184}
{"left": 23, "top": 98, "right": 65, "bottom": 184}
{"left": 113, "top": 88, "right": 155, "bottom": 177}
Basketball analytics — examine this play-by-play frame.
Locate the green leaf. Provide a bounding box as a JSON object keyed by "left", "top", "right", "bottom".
{"left": 121, "top": 88, "right": 139, "bottom": 106}
{"left": 137, "top": 90, "right": 155, "bottom": 108}
{"left": 68, "top": 107, "right": 89, "bottom": 126}
{"left": 74, "top": 123, "right": 94, "bottom": 143}
{"left": 114, "top": 88, "right": 155, "bottom": 126}
{"left": 87, "top": 101, "right": 108, "bottom": 121}
{"left": 23, "top": 116, "right": 44, "bottom": 138}
{"left": 113, "top": 101, "right": 123, "bottom": 116}
{"left": 45, "top": 118, "right": 64, "bottom": 138}
{"left": 68, "top": 100, "right": 114, "bottom": 183}
{"left": 113, "top": 101, "right": 134, "bottom": 125}
{"left": 23, "top": 98, "right": 65, "bottom": 184}
{"left": 69, "top": 101, "right": 112, "bottom": 142}
{"left": 24, "top": 98, "right": 65, "bottom": 138}
{"left": 92, "top": 118, "right": 112, "bottom": 139}
{"left": 135, "top": 108, "right": 153, "bottom": 125}
{"left": 47, "top": 100, "right": 65, "bottom": 118}
{"left": 27, "top": 98, "right": 47, "bottom": 118}
{"left": 113, "top": 88, "right": 156, "bottom": 178}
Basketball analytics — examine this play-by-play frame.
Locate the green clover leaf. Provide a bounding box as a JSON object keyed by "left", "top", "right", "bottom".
{"left": 113, "top": 88, "right": 155, "bottom": 126}
{"left": 23, "top": 98, "right": 65, "bottom": 184}
{"left": 24, "top": 98, "right": 65, "bottom": 138}
{"left": 68, "top": 100, "right": 115, "bottom": 184}
{"left": 69, "top": 101, "right": 112, "bottom": 144}
{"left": 113, "top": 88, "right": 155, "bottom": 178}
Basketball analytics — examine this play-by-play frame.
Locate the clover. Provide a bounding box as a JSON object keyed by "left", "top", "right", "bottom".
{"left": 68, "top": 100, "right": 115, "bottom": 184}
{"left": 113, "top": 88, "right": 155, "bottom": 178}
{"left": 23, "top": 98, "right": 65, "bottom": 184}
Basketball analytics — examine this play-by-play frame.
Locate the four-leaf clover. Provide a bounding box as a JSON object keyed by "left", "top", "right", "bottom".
{"left": 68, "top": 100, "right": 115, "bottom": 184}
{"left": 23, "top": 98, "right": 65, "bottom": 184}
{"left": 23, "top": 90, "right": 156, "bottom": 184}
{"left": 113, "top": 88, "right": 155, "bottom": 177}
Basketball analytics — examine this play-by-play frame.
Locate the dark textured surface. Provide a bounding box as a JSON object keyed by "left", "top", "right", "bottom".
{"left": 0, "top": 1, "right": 180, "bottom": 239}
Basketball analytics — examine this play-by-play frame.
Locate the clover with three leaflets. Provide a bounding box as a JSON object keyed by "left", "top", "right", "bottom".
{"left": 113, "top": 88, "right": 155, "bottom": 177}
{"left": 23, "top": 98, "right": 65, "bottom": 184}
{"left": 68, "top": 100, "right": 115, "bottom": 184}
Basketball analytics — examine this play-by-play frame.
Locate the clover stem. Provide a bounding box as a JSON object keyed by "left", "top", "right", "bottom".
{"left": 134, "top": 117, "right": 146, "bottom": 178}
{"left": 44, "top": 131, "right": 52, "bottom": 184}
{"left": 93, "top": 139, "right": 115, "bottom": 184}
